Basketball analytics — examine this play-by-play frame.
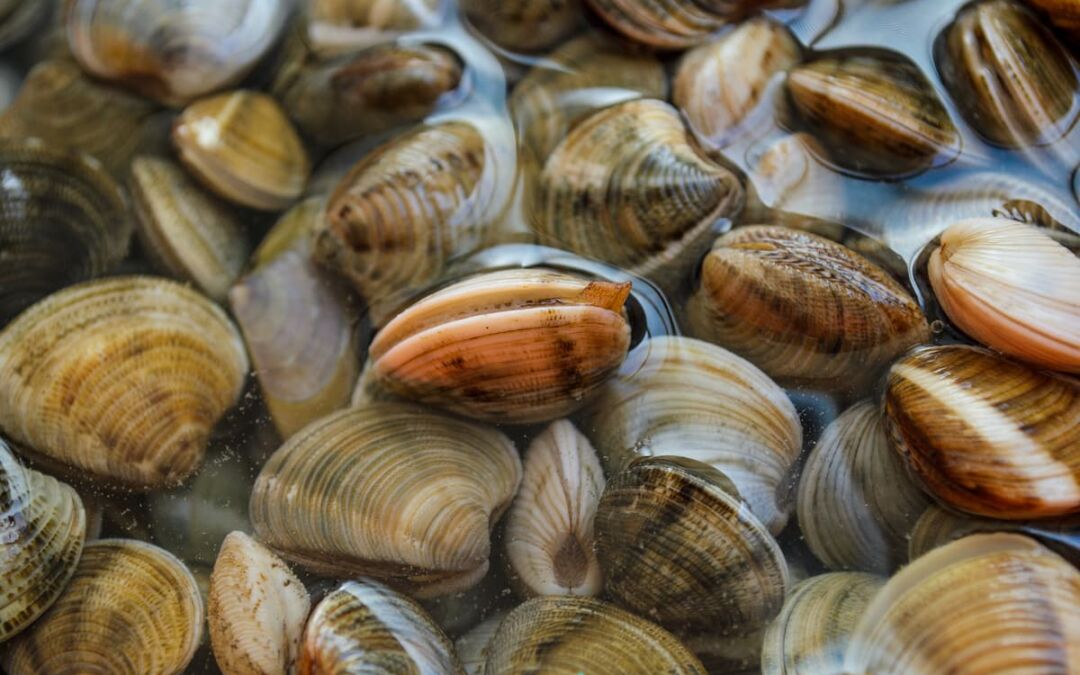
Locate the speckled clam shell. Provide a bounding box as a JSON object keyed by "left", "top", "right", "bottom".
{"left": 595, "top": 456, "right": 790, "bottom": 633}
{"left": 209, "top": 531, "right": 310, "bottom": 675}
{"left": 484, "top": 596, "right": 707, "bottom": 675}
{"left": 299, "top": 579, "right": 462, "bottom": 674}
{"left": 0, "top": 276, "right": 249, "bottom": 489}
{"left": 306, "top": 0, "right": 441, "bottom": 56}
{"left": 368, "top": 268, "right": 632, "bottom": 424}
{"left": 908, "top": 503, "right": 1080, "bottom": 565}
{"left": 844, "top": 534, "right": 1080, "bottom": 674}
{"left": 583, "top": 336, "right": 802, "bottom": 534}
{"left": 885, "top": 344, "right": 1080, "bottom": 520}
{"left": 583, "top": 0, "right": 736, "bottom": 49}
{"left": 250, "top": 403, "right": 521, "bottom": 597}
{"left": 3, "top": 539, "right": 204, "bottom": 675}
{"left": 463, "top": 0, "right": 583, "bottom": 52}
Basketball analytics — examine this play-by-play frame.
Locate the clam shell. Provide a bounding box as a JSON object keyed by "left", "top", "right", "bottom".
{"left": 742, "top": 132, "right": 844, "bottom": 220}
{"left": 536, "top": 99, "right": 745, "bottom": 295}
{"left": 3, "top": 539, "right": 204, "bottom": 675}
{"left": 484, "top": 596, "right": 707, "bottom": 674}
{"left": 306, "top": 0, "right": 441, "bottom": 56}
{"left": 885, "top": 344, "right": 1080, "bottom": 520}
{"left": 0, "top": 439, "right": 86, "bottom": 642}
{"left": 463, "top": 0, "right": 583, "bottom": 53}
{"left": 299, "top": 578, "right": 462, "bottom": 674}
{"left": 583, "top": 336, "right": 802, "bottom": 534}
{"left": 249, "top": 403, "right": 521, "bottom": 597}
{"left": 844, "top": 533, "right": 1080, "bottom": 674}
{"left": 0, "top": 276, "right": 249, "bottom": 489}
{"left": 368, "top": 268, "right": 632, "bottom": 424}
{"left": 595, "top": 456, "right": 790, "bottom": 633}
{"left": 209, "top": 531, "right": 310, "bottom": 675}
{"left": 455, "top": 611, "right": 506, "bottom": 674}
{"left": 928, "top": 217, "right": 1080, "bottom": 373}
{"left": 583, "top": 0, "right": 734, "bottom": 49}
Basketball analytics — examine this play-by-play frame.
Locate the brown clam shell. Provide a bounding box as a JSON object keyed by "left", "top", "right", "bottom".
{"left": 463, "top": 0, "right": 583, "bottom": 53}
{"left": 583, "top": 0, "right": 737, "bottom": 49}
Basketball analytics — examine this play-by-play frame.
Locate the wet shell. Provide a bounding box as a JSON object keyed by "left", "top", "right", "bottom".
{"left": 686, "top": 225, "right": 930, "bottom": 390}
{"left": 595, "top": 456, "right": 790, "bottom": 633}
{"left": 885, "top": 344, "right": 1080, "bottom": 519}
{"left": 844, "top": 533, "right": 1080, "bottom": 674}
{"left": 3, "top": 539, "right": 204, "bottom": 675}
{"left": 463, "top": 0, "right": 582, "bottom": 53}
{"left": 484, "top": 596, "right": 707, "bottom": 674}
{"left": 928, "top": 218, "right": 1080, "bottom": 373}
{"left": 0, "top": 138, "right": 131, "bottom": 326}
{"left": 0, "top": 0, "right": 49, "bottom": 50}
{"left": 787, "top": 51, "right": 960, "bottom": 177}
{"left": 299, "top": 579, "right": 462, "bottom": 674}
{"left": 0, "top": 276, "right": 249, "bottom": 489}
{"left": 536, "top": 99, "right": 745, "bottom": 294}
{"left": 0, "top": 439, "right": 86, "bottom": 642}
{"left": 64, "top": 0, "right": 290, "bottom": 106}
{"left": 797, "top": 401, "right": 930, "bottom": 573}
{"left": 368, "top": 268, "right": 632, "bottom": 424}
{"left": 306, "top": 0, "right": 441, "bottom": 56}
{"left": 131, "top": 156, "right": 249, "bottom": 302}
{"left": 505, "top": 419, "right": 604, "bottom": 597}
{"left": 583, "top": 336, "right": 803, "bottom": 534}
{"left": 742, "top": 132, "right": 844, "bottom": 221}
{"left": 455, "top": 611, "right": 505, "bottom": 674}
{"left": 249, "top": 403, "right": 521, "bottom": 597}
{"left": 908, "top": 503, "right": 1080, "bottom": 564}
{"left": 209, "top": 531, "right": 310, "bottom": 675}
{"left": 761, "top": 572, "right": 884, "bottom": 675}
{"left": 583, "top": 0, "right": 735, "bottom": 49}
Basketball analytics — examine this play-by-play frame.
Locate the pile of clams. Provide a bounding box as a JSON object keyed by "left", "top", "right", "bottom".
{"left": 0, "top": 0, "right": 1078, "bottom": 674}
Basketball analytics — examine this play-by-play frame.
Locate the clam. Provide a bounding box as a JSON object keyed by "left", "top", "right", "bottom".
{"left": 0, "top": 276, "right": 249, "bottom": 489}
{"left": 173, "top": 91, "right": 310, "bottom": 211}
{"left": 583, "top": 336, "right": 803, "bottom": 534}
{"left": 209, "top": 531, "right": 310, "bottom": 675}
{"left": 786, "top": 51, "right": 960, "bottom": 177}
{"left": 462, "top": 0, "right": 583, "bottom": 53}
{"left": 536, "top": 99, "right": 745, "bottom": 294}
{"left": 130, "top": 156, "right": 250, "bottom": 302}
{"left": 299, "top": 578, "right": 462, "bottom": 674}
{"left": 0, "top": 439, "right": 86, "bottom": 642}
{"left": 796, "top": 401, "right": 931, "bottom": 573}
{"left": 368, "top": 268, "right": 632, "bottom": 423}
{"left": 64, "top": 0, "right": 290, "bottom": 106}
{"left": 0, "top": 138, "right": 131, "bottom": 326}
{"left": 686, "top": 225, "right": 930, "bottom": 391}
{"left": 595, "top": 456, "right": 790, "bottom": 633}
{"left": 742, "top": 132, "right": 844, "bottom": 220}
{"left": 0, "top": 0, "right": 49, "bottom": 50}
{"left": 583, "top": 0, "right": 735, "bottom": 49}
{"left": 484, "top": 596, "right": 707, "bottom": 674}
{"left": 761, "top": 572, "right": 885, "bottom": 675}
{"left": 250, "top": 403, "right": 521, "bottom": 597}
{"left": 305, "top": 0, "right": 441, "bottom": 56}
{"left": 456, "top": 611, "right": 505, "bottom": 675}
{"left": 938, "top": 0, "right": 1079, "bottom": 148}
{"left": 505, "top": 419, "right": 604, "bottom": 597}
{"left": 2, "top": 539, "right": 204, "bottom": 674}
{"left": 885, "top": 344, "right": 1080, "bottom": 519}
{"left": 928, "top": 218, "right": 1080, "bottom": 373}
{"left": 844, "top": 533, "right": 1080, "bottom": 674}
{"left": 909, "top": 503, "right": 1080, "bottom": 564}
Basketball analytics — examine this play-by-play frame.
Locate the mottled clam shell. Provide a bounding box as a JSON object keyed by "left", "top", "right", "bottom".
{"left": 0, "top": 276, "right": 249, "bottom": 489}
{"left": 583, "top": 0, "right": 736, "bottom": 49}
{"left": 463, "top": 0, "right": 582, "bottom": 52}
{"left": 3, "top": 539, "right": 204, "bottom": 675}
{"left": 250, "top": 403, "right": 521, "bottom": 597}
{"left": 844, "top": 534, "right": 1080, "bottom": 674}
{"left": 306, "top": 0, "right": 442, "bottom": 56}
{"left": 299, "top": 579, "right": 462, "bottom": 674}
{"left": 885, "top": 344, "right": 1080, "bottom": 520}
{"left": 484, "top": 596, "right": 707, "bottom": 674}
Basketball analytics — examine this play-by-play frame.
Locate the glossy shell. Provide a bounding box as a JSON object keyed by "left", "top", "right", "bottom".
{"left": 583, "top": 0, "right": 735, "bottom": 49}
{"left": 463, "top": 0, "right": 582, "bottom": 52}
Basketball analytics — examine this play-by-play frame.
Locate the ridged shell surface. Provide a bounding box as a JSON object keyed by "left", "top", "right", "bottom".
{"left": 908, "top": 503, "right": 1080, "bottom": 565}
{"left": 583, "top": 0, "right": 737, "bottom": 49}
{"left": 462, "top": 0, "right": 582, "bottom": 52}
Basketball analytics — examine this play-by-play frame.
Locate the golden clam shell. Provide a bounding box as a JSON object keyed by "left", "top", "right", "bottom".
{"left": 0, "top": 276, "right": 249, "bottom": 489}
{"left": 463, "top": 0, "right": 583, "bottom": 53}
{"left": 583, "top": 0, "right": 734, "bottom": 49}
{"left": 306, "top": 0, "right": 441, "bottom": 56}
{"left": 368, "top": 268, "right": 632, "bottom": 424}
{"left": 3, "top": 539, "right": 204, "bottom": 675}
{"left": 249, "top": 403, "right": 521, "bottom": 597}
{"left": 908, "top": 503, "right": 1080, "bottom": 565}
{"left": 885, "top": 344, "right": 1080, "bottom": 520}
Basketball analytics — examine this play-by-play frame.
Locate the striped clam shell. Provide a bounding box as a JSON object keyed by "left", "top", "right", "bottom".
{"left": 583, "top": 0, "right": 739, "bottom": 49}
{"left": 908, "top": 503, "right": 1080, "bottom": 565}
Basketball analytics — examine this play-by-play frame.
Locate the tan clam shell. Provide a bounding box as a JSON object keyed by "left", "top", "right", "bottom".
{"left": 583, "top": 336, "right": 802, "bottom": 534}
{"left": 796, "top": 401, "right": 930, "bottom": 573}
{"left": 299, "top": 578, "right": 462, "bottom": 674}
{"left": 249, "top": 403, "right": 521, "bottom": 597}
{"left": 3, "top": 539, "right": 204, "bottom": 675}
{"left": 306, "top": 0, "right": 441, "bottom": 56}
{"left": 173, "top": 91, "right": 310, "bottom": 211}
{"left": 844, "top": 533, "right": 1080, "bottom": 674}
{"left": 885, "top": 344, "right": 1080, "bottom": 520}
{"left": 0, "top": 276, "right": 249, "bottom": 489}
{"left": 908, "top": 503, "right": 1080, "bottom": 565}
{"left": 928, "top": 218, "right": 1080, "bottom": 373}
{"left": 505, "top": 419, "right": 604, "bottom": 597}
{"left": 368, "top": 268, "right": 632, "bottom": 424}
{"left": 209, "top": 531, "right": 310, "bottom": 675}
{"left": 583, "top": 0, "right": 734, "bottom": 49}
{"left": 463, "top": 0, "right": 583, "bottom": 53}
{"left": 484, "top": 596, "right": 707, "bottom": 674}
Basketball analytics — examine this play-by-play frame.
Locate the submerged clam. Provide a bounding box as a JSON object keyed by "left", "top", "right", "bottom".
{"left": 305, "top": 0, "right": 441, "bottom": 56}
{"left": 742, "top": 132, "right": 845, "bottom": 221}
{"left": 462, "top": 0, "right": 582, "bottom": 52}
{"left": 908, "top": 503, "right": 1080, "bottom": 565}
{"left": 368, "top": 268, "right": 632, "bottom": 424}
{"left": 584, "top": 0, "right": 736, "bottom": 49}
{"left": 885, "top": 344, "right": 1080, "bottom": 520}
{"left": 456, "top": 611, "right": 505, "bottom": 674}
